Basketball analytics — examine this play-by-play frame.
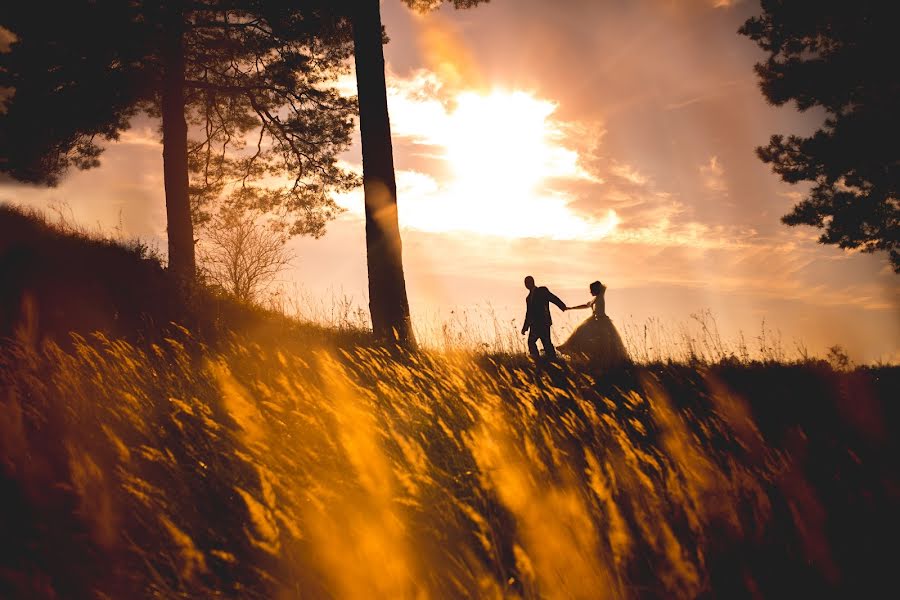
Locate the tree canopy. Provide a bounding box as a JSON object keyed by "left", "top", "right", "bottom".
{"left": 179, "top": 2, "right": 358, "bottom": 236}
{"left": 0, "top": 1, "right": 358, "bottom": 239}
{"left": 740, "top": 0, "right": 900, "bottom": 272}
{"left": 0, "top": 2, "right": 151, "bottom": 185}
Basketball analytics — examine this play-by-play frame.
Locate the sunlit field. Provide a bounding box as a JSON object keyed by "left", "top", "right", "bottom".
{"left": 1, "top": 204, "right": 898, "bottom": 598}
{"left": 0, "top": 204, "right": 897, "bottom": 598}
{"left": 2, "top": 317, "right": 898, "bottom": 598}
{"left": 276, "top": 287, "right": 848, "bottom": 366}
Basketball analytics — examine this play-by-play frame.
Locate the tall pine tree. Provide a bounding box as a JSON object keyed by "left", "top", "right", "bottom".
{"left": 740, "top": 0, "right": 900, "bottom": 272}
{"left": 0, "top": 1, "right": 357, "bottom": 282}
{"left": 338, "top": 0, "right": 487, "bottom": 346}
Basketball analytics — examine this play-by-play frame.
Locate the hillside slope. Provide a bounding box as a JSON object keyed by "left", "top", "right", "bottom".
{"left": 0, "top": 203, "right": 367, "bottom": 349}
{"left": 0, "top": 203, "right": 897, "bottom": 598}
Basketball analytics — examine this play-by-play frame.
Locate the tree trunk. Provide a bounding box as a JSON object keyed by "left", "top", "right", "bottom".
{"left": 351, "top": 0, "right": 416, "bottom": 347}
{"left": 161, "top": 3, "right": 196, "bottom": 284}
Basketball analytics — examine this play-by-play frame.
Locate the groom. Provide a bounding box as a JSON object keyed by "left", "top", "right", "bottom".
{"left": 521, "top": 275, "right": 567, "bottom": 359}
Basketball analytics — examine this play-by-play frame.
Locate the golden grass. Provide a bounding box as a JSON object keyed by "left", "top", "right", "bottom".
{"left": 0, "top": 324, "right": 894, "bottom": 598}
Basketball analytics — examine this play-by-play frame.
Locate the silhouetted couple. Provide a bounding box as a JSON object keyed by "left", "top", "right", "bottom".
{"left": 521, "top": 275, "right": 628, "bottom": 368}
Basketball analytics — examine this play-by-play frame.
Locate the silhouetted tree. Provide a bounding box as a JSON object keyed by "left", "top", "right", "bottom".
{"left": 339, "top": 0, "right": 487, "bottom": 346}
{"left": 0, "top": 2, "right": 356, "bottom": 283}
{"left": 740, "top": 0, "right": 900, "bottom": 272}
{"left": 182, "top": 4, "right": 358, "bottom": 238}
{"left": 198, "top": 208, "right": 293, "bottom": 304}
{"left": 0, "top": 4, "right": 149, "bottom": 183}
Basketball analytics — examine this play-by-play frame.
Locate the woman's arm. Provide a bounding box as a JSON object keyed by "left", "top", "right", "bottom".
{"left": 566, "top": 303, "right": 591, "bottom": 310}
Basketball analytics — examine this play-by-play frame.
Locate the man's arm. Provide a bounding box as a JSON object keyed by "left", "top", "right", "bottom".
{"left": 547, "top": 290, "right": 567, "bottom": 311}
{"left": 521, "top": 300, "right": 531, "bottom": 334}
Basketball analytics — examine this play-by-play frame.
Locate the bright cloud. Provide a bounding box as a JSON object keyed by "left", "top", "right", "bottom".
{"left": 609, "top": 162, "right": 648, "bottom": 187}
{"left": 335, "top": 69, "right": 760, "bottom": 249}
{"left": 336, "top": 69, "right": 618, "bottom": 240}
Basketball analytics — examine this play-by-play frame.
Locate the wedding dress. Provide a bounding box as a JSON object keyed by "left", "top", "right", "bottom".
{"left": 558, "top": 286, "right": 629, "bottom": 368}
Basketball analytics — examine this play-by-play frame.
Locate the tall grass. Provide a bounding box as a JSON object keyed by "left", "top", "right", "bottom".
{"left": 2, "top": 324, "right": 896, "bottom": 598}
{"left": 2, "top": 202, "right": 896, "bottom": 596}
{"left": 267, "top": 286, "right": 855, "bottom": 366}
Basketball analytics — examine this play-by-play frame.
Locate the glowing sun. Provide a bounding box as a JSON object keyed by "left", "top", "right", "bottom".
{"left": 338, "top": 73, "right": 619, "bottom": 240}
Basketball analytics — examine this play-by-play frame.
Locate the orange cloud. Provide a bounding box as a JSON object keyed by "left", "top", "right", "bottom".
{"left": 413, "top": 12, "right": 485, "bottom": 91}
{"left": 699, "top": 156, "right": 727, "bottom": 194}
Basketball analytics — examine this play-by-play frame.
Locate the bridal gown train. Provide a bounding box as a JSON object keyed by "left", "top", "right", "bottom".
{"left": 558, "top": 289, "right": 629, "bottom": 368}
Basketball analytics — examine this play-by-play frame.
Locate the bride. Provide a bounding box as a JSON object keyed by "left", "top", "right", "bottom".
{"left": 558, "top": 280, "right": 629, "bottom": 368}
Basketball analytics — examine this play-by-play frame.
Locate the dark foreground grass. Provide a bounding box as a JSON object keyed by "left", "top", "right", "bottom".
{"left": 1, "top": 326, "right": 897, "bottom": 598}
{"left": 1, "top": 202, "right": 898, "bottom": 598}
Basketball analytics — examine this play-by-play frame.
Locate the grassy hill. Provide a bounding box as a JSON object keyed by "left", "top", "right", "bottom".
{"left": 1, "top": 204, "right": 897, "bottom": 598}
{"left": 0, "top": 204, "right": 370, "bottom": 350}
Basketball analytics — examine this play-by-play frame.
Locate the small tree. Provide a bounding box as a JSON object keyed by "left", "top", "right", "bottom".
{"left": 740, "top": 1, "right": 900, "bottom": 272}
{"left": 1, "top": 2, "right": 357, "bottom": 283}
{"left": 198, "top": 210, "right": 294, "bottom": 304}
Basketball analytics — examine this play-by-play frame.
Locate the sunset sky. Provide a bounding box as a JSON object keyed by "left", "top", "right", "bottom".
{"left": 1, "top": 0, "right": 898, "bottom": 362}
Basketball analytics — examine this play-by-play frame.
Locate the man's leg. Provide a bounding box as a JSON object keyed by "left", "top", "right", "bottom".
{"left": 539, "top": 325, "right": 556, "bottom": 358}
{"left": 527, "top": 329, "right": 540, "bottom": 358}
